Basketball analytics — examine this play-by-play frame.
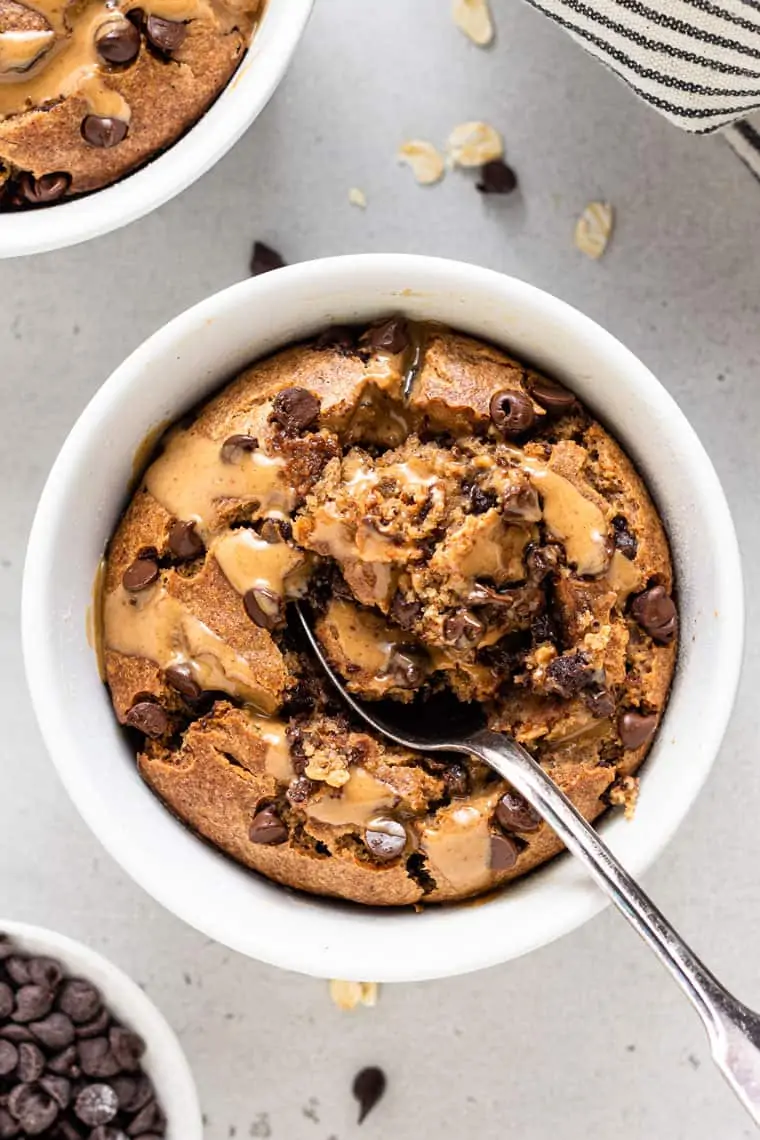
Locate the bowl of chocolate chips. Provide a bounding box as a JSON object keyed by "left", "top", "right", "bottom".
{"left": 0, "top": 0, "right": 313, "bottom": 257}
{"left": 22, "top": 254, "right": 743, "bottom": 981}
{"left": 0, "top": 922, "right": 201, "bottom": 1139}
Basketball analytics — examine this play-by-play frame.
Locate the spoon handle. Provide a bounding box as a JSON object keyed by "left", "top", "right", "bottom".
{"left": 469, "top": 728, "right": 760, "bottom": 1127}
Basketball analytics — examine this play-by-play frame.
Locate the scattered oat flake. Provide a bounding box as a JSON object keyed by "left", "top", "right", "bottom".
{"left": 452, "top": 0, "right": 494, "bottom": 46}
{"left": 397, "top": 140, "right": 445, "bottom": 185}
{"left": 349, "top": 186, "right": 367, "bottom": 208}
{"left": 329, "top": 979, "right": 379, "bottom": 1010}
{"left": 447, "top": 121, "right": 503, "bottom": 168}
{"left": 574, "top": 201, "right": 614, "bottom": 259}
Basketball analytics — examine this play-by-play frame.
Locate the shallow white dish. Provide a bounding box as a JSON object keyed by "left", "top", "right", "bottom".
{"left": 0, "top": 0, "right": 313, "bottom": 258}
{"left": 0, "top": 919, "right": 202, "bottom": 1137}
{"left": 22, "top": 254, "right": 744, "bottom": 981}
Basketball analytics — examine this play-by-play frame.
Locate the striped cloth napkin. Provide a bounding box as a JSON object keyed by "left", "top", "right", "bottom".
{"left": 522, "top": 0, "right": 760, "bottom": 178}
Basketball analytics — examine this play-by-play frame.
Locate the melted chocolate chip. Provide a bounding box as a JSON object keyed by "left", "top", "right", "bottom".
{"left": 365, "top": 317, "right": 409, "bottom": 354}
{"left": 124, "top": 700, "right": 169, "bottom": 739}
{"left": 489, "top": 389, "right": 535, "bottom": 437}
{"left": 315, "top": 325, "right": 356, "bottom": 353}
{"left": 443, "top": 763, "right": 469, "bottom": 798}
{"left": 352, "top": 1066, "right": 387, "bottom": 1124}
{"left": 389, "top": 592, "right": 421, "bottom": 631}
{"left": 584, "top": 688, "right": 616, "bottom": 719}
{"left": 490, "top": 832, "right": 519, "bottom": 872}
{"left": 465, "top": 483, "right": 498, "bottom": 514}
{"left": 526, "top": 543, "right": 562, "bottom": 582}
{"left": 477, "top": 159, "right": 518, "bottom": 194}
{"left": 529, "top": 377, "right": 577, "bottom": 415}
{"left": 249, "top": 806, "right": 288, "bottom": 845}
{"left": 364, "top": 818, "right": 407, "bottom": 862}
{"left": 81, "top": 115, "right": 128, "bottom": 148}
{"left": 164, "top": 663, "right": 202, "bottom": 702}
{"left": 630, "top": 585, "right": 677, "bottom": 644}
{"left": 270, "top": 386, "right": 321, "bottom": 433}
{"left": 18, "top": 172, "right": 71, "bottom": 205}
{"left": 443, "top": 610, "right": 485, "bottom": 649}
{"left": 496, "top": 791, "right": 541, "bottom": 834}
{"left": 250, "top": 241, "right": 285, "bottom": 276}
{"left": 220, "top": 434, "right": 258, "bottom": 463}
{"left": 244, "top": 586, "right": 284, "bottom": 630}
{"left": 95, "top": 19, "right": 141, "bottom": 64}
{"left": 544, "top": 651, "right": 594, "bottom": 698}
{"left": 145, "top": 14, "right": 186, "bottom": 53}
{"left": 612, "top": 515, "right": 638, "bottom": 560}
{"left": 387, "top": 645, "right": 427, "bottom": 688}
{"left": 286, "top": 776, "right": 315, "bottom": 806}
{"left": 168, "top": 519, "right": 204, "bottom": 561}
{"left": 618, "top": 711, "right": 658, "bottom": 751}
{"left": 122, "top": 557, "right": 159, "bottom": 593}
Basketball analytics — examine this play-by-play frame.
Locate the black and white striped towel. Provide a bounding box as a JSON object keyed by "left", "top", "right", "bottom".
{"left": 522, "top": 0, "right": 760, "bottom": 177}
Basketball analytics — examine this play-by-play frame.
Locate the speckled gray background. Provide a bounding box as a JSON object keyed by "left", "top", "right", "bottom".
{"left": 1, "top": 1, "right": 759, "bottom": 1136}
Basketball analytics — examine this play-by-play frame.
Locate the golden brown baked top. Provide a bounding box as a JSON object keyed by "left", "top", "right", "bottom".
{"left": 0, "top": 0, "right": 263, "bottom": 206}
{"left": 101, "top": 319, "right": 678, "bottom": 907}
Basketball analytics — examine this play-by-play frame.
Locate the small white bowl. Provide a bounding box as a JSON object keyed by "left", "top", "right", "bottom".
{"left": 0, "top": 920, "right": 202, "bottom": 1137}
{"left": 22, "top": 254, "right": 744, "bottom": 982}
{"left": 0, "top": 0, "right": 313, "bottom": 259}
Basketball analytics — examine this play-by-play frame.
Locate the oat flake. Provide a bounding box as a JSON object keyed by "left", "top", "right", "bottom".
{"left": 349, "top": 187, "right": 367, "bottom": 208}
{"left": 397, "top": 140, "right": 445, "bottom": 185}
{"left": 447, "top": 121, "right": 503, "bottom": 168}
{"left": 452, "top": 0, "right": 494, "bottom": 46}
{"left": 329, "top": 979, "right": 379, "bottom": 1011}
{"left": 574, "top": 201, "right": 614, "bottom": 259}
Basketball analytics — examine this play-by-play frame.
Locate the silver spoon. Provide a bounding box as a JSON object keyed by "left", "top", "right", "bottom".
{"left": 294, "top": 601, "right": 760, "bottom": 1127}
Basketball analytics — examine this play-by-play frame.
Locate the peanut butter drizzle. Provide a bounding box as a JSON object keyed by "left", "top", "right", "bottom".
{"left": 306, "top": 767, "right": 396, "bottom": 826}
{"left": 324, "top": 599, "right": 407, "bottom": 678}
{"left": 605, "top": 549, "right": 641, "bottom": 604}
{"left": 145, "top": 432, "right": 294, "bottom": 541}
{"left": 103, "top": 582, "right": 278, "bottom": 712}
{"left": 212, "top": 530, "right": 308, "bottom": 600}
{"left": 247, "top": 714, "right": 293, "bottom": 781}
{"left": 86, "top": 556, "right": 107, "bottom": 682}
{"left": 421, "top": 800, "right": 497, "bottom": 894}
{"left": 457, "top": 519, "right": 531, "bottom": 583}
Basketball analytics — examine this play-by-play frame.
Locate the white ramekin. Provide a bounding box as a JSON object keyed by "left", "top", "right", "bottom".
{"left": 0, "top": 920, "right": 201, "bottom": 1137}
{"left": 0, "top": 0, "right": 313, "bottom": 259}
{"left": 22, "top": 255, "right": 744, "bottom": 982}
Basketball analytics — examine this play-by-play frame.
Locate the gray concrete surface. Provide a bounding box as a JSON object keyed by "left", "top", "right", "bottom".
{"left": 1, "top": 0, "right": 759, "bottom": 1136}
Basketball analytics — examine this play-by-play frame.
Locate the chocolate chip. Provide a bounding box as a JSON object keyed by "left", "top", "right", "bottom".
{"left": 17, "top": 172, "right": 71, "bottom": 205}
{"left": 38, "top": 1075, "right": 70, "bottom": 1109}
{"left": 259, "top": 518, "right": 286, "bottom": 544}
{"left": 0, "top": 1109, "right": 18, "bottom": 1139}
{"left": 0, "top": 934, "right": 12, "bottom": 960}
{"left": 0, "top": 1024, "right": 33, "bottom": 1042}
{"left": 81, "top": 115, "right": 128, "bottom": 148}
{"left": 164, "top": 663, "right": 202, "bottom": 703}
{"left": 496, "top": 791, "right": 541, "bottom": 834}
{"left": 526, "top": 543, "right": 562, "bottom": 582}
{"left": 122, "top": 558, "right": 159, "bottom": 593}
{"left": 529, "top": 377, "right": 577, "bottom": 415}
{"left": 584, "top": 687, "right": 616, "bottom": 719}
{"left": 13, "top": 985, "right": 54, "bottom": 1023}
{"left": 59, "top": 979, "right": 102, "bottom": 1024}
{"left": 502, "top": 483, "right": 541, "bottom": 522}
{"left": 443, "top": 763, "right": 469, "bottom": 798}
{"left": 91, "top": 1128, "right": 129, "bottom": 1140}
{"left": 75, "top": 1006, "right": 110, "bottom": 1039}
{"left": 618, "top": 711, "right": 658, "bottom": 751}
{"left": 387, "top": 645, "right": 427, "bottom": 688}
{"left": 286, "top": 776, "right": 315, "bottom": 806}
{"left": 109, "top": 1027, "right": 145, "bottom": 1071}
{"left": 250, "top": 240, "right": 285, "bottom": 276}
{"left": 545, "top": 651, "right": 594, "bottom": 698}
{"left": 389, "top": 592, "right": 421, "bottom": 631}
{"left": 352, "top": 1066, "right": 386, "bottom": 1124}
{"left": 7, "top": 1085, "right": 58, "bottom": 1135}
{"left": 47, "top": 1045, "right": 80, "bottom": 1077}
{"left": 168, "top": 519, "right": 204, "bottom": 561}
{"left": 126, "top": 1100, "right": 164, "bottom": 1136}
{"left": 612, "top": 515, "right": 638, "bottom": 560}
{"left": 79, "top": 1037, "right": 122, "bottom": 1078}
{"left": 315, "top": 325, "right": 356, "bottom": 353}
{"left": 30, "top": 1012, "right": 75, "bottom": 1049}
{"left": 365, "top": 318, "right": 409, "bottom": 354}
{"left": 630, "top": 585, "right": 677, "bottom": 645}
{"left": 249, "top": 806, "right": 288, "bottom": 845}
{"left": 18, "top": 1041, "right": 45, "bottom": 1082}
{"left": 220, "top": 434, "right": 258, "bottom": 463}
{"left": 5, "top": 958, "right": 31, "bottom": 986}
{"left": 476, "top": 159, "right": 518, "bottom": 194}
{"left": 243, "top": 586, "right": 284, "bottom": 631}
{"left": 270, "top": 387, "right": 320, "bottom": 433}
{"left": 25, "top": 957, "right": 62, "bottom": 990}
{"left": 145, "top": 14, "right": 186, "bottom": 53}
{"left": 466, "top": 483, "right": 498, "bottom": 514}
{"left": 126, "top": 7, "right": 144, "bottom": 25}
{"left": 96, "top": 19, "right": 141, "bottom": 64}
{"left": 0, "top": 981, "right": 13, "bottom": 1019}
{"left": 489, "top": 389, "right": 535, "bottom": 437}
{"left": 74, "top": 1084, "right": 119, "bottom": 1126}
{"left": 125, "top": 701, "right": 168, "bottom": 739}
{"left": 443, "top": 610, "right": 485, "bottom": 650}
{"left": 110, "top": 1075, "right": 153, "bottom": 1113}
{"left": 0, "top": 1039, "right": 18, "bottom": 1076}
{"left": 364, "top": 818, "right": 407, "bottom": 862}
{"left": 490, "top": 832, "right": 519, "bottom": 871}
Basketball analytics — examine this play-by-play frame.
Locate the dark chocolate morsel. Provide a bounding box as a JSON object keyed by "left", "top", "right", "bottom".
{"left": 249, "top": 806, "right": 288, "bottom": 846}
{"left": 124, "top": 701, "right": 169, "bottom": 739}
{"left": 269, "top": 386, "right": 321, "bottom": 433}
{"left": 81, "top": 115, "right": 128, "bottom": 148}
{"left": 122, "top": 558, "right": 159, "bottom": 593}
{"left": 618, "top": 711, "right": 658, "bottom": 751}
{"left": 490, "top": 832, "right": 519, "bottom": 871}
{"left": 495, "top": 791, "right": 541, "bottom": 834}
{"left": 352, "top": 1066, "right": 387, "bottom": 1124}
{"left": 250, "top": 241, "right": 285, "bottom": 276}
{"left": 489, "top": 389, "right": 535, "bottom": 437}
{"left": 95, "top": 19, "right": 141, "bottom": 64}
{"left": 145, "top": 14, "right": 186, "bottom": 53}
{"left": 476, "top": 159, "right": 518, "bottom": 194}
{"left": 168, "top": 519, "right": 204, "bottom": 561}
